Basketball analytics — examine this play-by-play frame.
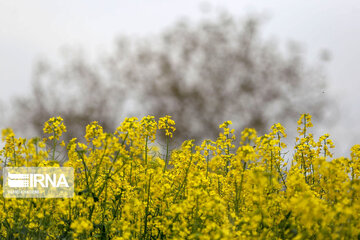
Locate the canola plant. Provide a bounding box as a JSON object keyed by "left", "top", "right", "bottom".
{"left": 0, "top": 114, "right": 359, "bottom": 239}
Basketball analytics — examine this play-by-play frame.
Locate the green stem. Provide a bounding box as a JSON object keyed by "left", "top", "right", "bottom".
{"left": 143, "top": 174, "right": 152, "bottom": 239}
{"left": 145, "top": 136, "right": 148, "bottom": 174}
{"left": 163, "top": 135, "right": 169, "bottom": 173}
{"left": 52, "top": 131, "right": 56, "bottom": 161}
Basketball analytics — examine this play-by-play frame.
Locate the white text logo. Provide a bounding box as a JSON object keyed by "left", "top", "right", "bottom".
{"left": 3, "top": 167, "right": 74, "bottom": 198}
{"left": 8, "top": 173, "right": 69, "bottom": 188}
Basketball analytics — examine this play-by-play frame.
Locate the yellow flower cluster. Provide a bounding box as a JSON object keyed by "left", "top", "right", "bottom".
{"left": 0, "top": 114, "right": 360, "bottom": 239}
{"left": 158, "top": 115, "right": 176, "bottom": 138}
{"left": 43, "top": 116, "right": 67, "bottom": 140}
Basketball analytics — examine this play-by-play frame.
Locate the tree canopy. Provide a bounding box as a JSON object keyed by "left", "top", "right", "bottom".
{"left": 10, "top": 13, "right": 329, "bottom": 142}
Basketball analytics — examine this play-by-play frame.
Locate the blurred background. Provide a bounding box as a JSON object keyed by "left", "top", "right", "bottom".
{"left": 0, "top": 0, "right": 358, "bottom": 157}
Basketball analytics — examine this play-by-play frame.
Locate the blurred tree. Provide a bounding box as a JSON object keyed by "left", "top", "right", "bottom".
{"left": 11, "top": 50, "right": 127, "bottom": 141}
{"left": 10, "top": 12, "right": 329, "bottom": 142}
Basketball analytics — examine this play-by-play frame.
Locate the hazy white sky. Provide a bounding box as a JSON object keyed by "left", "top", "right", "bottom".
{"left": 0, "top": 0, "right": 360, "bottom": 155}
